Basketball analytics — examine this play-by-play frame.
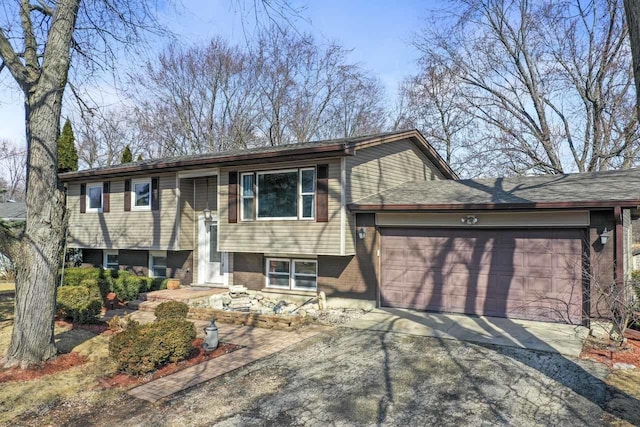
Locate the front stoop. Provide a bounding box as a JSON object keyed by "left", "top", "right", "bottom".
{"left": 126, "top": 287, "right": 227, "bottom": 312}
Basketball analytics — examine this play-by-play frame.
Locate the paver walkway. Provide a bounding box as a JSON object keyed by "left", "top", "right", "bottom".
{"left": 128, "top": 323, "right": 329, "bottom": 402}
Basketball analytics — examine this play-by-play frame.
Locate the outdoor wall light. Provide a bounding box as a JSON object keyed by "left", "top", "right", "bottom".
{"left": 203, "top": 207, "right": 213, "bottom": 223}
{"left": 599, "top": 227, "right": 612, "bottom": 245}
{"left": 357, "top": 227, "right": 367, "bottom": 240}
{"left": 461, "top": 215, "right": 479, "bottom": 225}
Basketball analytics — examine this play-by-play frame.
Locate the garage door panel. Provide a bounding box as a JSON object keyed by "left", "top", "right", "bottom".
{"left": 381, "top": 228, "right": 584, "bottom": 324}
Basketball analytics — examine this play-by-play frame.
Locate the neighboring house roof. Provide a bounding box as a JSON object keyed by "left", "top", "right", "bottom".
{"left": 349, "top": 168, "right": 640, "bottom": 211}
{"left": 0, "top": 202, "right": 26, "bottom": 220}
{"left": 59, "top": 130, "right": 458, "bottom": 181}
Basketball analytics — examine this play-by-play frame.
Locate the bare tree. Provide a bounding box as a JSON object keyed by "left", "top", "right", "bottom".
{"left": 0, "top": 0, "right": 164, "bottom": 367}
{"left": 0, "top": 140, "right": 26, "bottom": 201}
{"left": 624, "top": 0, "right": 640, "bottom": 121}
{"left": 412, "top": 0, "right": 638, "bottom": 175}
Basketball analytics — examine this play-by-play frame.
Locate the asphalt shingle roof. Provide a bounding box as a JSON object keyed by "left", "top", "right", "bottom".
{"left": 0, "top": 202, "right": 26, "bottom": 220}
{"left": 351, "top": 168, "right": 640, "bottom": 207}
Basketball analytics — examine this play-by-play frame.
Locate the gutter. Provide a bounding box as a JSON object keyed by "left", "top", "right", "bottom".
{"left": 348, "top": 200, "right": 640, "bottom": 212}
{"left": 59, "top": 144, "right": 355, "bottom": 182}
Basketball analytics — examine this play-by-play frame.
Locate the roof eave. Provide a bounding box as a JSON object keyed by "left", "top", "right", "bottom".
{"left": 348, "top": 200, "right": 640, "bottom": 212}
{"left": 59, "top": 144, "right": 354, "bottom": 182}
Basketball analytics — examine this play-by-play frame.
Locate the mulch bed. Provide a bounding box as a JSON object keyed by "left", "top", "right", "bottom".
{"left": 0, "top": 352, "right": 88, "bottom": 383}
{"left": 99, "top": 339, "right": 241, "bottom": 389}
{"left": 55, "top": 319, "right": 111, "bottom": 334}
{"left": 581, "top": 335, "right": 640, "bottom": 368}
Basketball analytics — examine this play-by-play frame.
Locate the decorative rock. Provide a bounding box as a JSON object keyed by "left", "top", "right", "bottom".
{"left": 318, "top": 291, "right": 327, "bottom": 311}
{"left": 222, "top": 294, "right": 232, "bottom": 305}
{"left": 209, "top": 295, "right": 224, "bottom": 310}
{"left": 298, "top": 309, "right": 307, "bottom": 317}
{"left": 613, "top": 362, "right": 637, "bottom": 370}
{"left": 255, "top": 292, "right": 264, "bottom": 301}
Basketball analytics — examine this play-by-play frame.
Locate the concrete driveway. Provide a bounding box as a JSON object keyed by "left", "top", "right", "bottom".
{"left": 44, "top": 327, "right": 639, "bottom": 426}
{"left": 345, "top": 308, "right": 589, "bottom": 356}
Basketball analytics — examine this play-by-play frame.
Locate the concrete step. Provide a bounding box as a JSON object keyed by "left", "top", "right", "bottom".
{"left": 127, "top": 299, "right": 162, "bottom": 312}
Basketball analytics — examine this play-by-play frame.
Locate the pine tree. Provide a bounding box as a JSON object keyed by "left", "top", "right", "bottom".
{"left": 57, "top": 119, "right": 78, "bottom": 172}
{"left": 136, "top": 154, "right": 143, "bottom": 162}
{"left": 121, "top": 145, "right": 133, "bottom": 164}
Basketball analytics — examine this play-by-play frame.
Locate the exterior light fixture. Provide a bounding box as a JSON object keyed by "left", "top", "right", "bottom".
{"left": 461, "top": 215, "right": 479, "bottom": 225}
{"left": 203, "top": 207, "right": 213, "bottom": 222}
{"left": 357, "top": 227, "right": 367, "bottom": 240}
{"left": 599, "top": 227, "right": 612, "bottom": 245}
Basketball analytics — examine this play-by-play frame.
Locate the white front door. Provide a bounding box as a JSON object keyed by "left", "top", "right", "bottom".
{"left": 198, "top": 215, "right": 227, "bottom": 286}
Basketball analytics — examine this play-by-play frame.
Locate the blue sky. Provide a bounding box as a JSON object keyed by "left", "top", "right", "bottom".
{"left": 0, "top": 0, "right": 437, "bottom": 146}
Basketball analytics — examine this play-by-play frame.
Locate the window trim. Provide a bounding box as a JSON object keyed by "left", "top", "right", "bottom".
{"left": 103, "top": 250, "right": 118, "bottom": 271}
{"left": 132, "top": 178, "right": 152, "bottom": 211}
{"left": 256, "top": 169, "right": 299, "bottom": 221}
{"left": 247, "top": 167, "right": 317, "bottom": 221}
{"left": 292, "top": 259, "right": 318, "bottom": 291}
{"left": 86, "top": 182, "right": 103, "bottom": 213}
{"left": 265, "top": 257, "right": 317, "bottom": 291}
{"left": 149, "top": 250, "right": 167, "bottom": 278}
{"left": 299, "top": 167, "right": 316, "bottom": 220}
{"left": 240, "top": 172, "right": 255, "bottom": 221}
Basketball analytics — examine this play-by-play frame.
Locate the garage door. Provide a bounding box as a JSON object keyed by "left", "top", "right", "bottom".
{"left": 380, "top": 228, "right": 585, "bottom": 323}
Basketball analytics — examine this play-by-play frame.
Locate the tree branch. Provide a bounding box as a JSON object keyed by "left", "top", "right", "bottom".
{"left": 0, "top": 220, "right": 24, "bottom": 260}
{"left": 19, "top": 0, "right": 40, "bottom": 77}
{"left": 0, "top": 29, "right": 28, "bottom": 88}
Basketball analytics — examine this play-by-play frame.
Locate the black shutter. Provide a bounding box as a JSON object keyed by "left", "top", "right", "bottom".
{"left": 102, "top": 181, "right": 110, "bottom": 213}
{"left": 152, "top": 177, "right": 159, "bottom": 211}
{"left": 228, "top": 171, "right": 238, "bottom": 223}
{"left": 124, "top": 179, "right": 131, "bottom": 211}
{"left": 316, "top": 165, "right": 329, "bottom": 222}
{"left": 79, "top": 183, "right": 86, "bottom": 213}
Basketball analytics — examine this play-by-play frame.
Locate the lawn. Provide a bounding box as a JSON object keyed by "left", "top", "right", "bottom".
{"left": 0, "top": 282, "right": 15, "bottom": 293}
{"left": 0, "top": 297, "right": 121, "bottom": 424}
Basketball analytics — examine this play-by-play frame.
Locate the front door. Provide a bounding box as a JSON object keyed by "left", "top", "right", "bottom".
{"left": 198, "top": 215, "right": 227, "bottom": 286}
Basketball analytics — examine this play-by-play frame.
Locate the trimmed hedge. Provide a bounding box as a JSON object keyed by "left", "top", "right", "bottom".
{"left": 108, "top": 319, "right": 196, "bottom": 375}
{"left": 154, "top": 301, "right": 189, "bottom": 321}
{"left": 61, "top": 267, "right": 111, "bottom": 299}
{"left": 56, "top": 286, "right": 103, "bottom": 324}
{"left": 60, "top": 267, "right": 169, "bottom": 303}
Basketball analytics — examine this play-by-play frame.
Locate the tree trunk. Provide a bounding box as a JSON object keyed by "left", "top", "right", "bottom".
{"left": 3, "top": 84, "right": 67, "bottom": 368}
{"left": 625, "top": 0, "right": 640, "bottom": 122}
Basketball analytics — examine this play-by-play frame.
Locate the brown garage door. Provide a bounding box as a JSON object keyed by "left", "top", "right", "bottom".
{"left": 380, "top": 228, "right": 585, "bottom": 323}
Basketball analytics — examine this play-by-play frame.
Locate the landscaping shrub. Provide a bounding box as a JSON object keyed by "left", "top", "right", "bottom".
{"left": 111, "top": 271, "right": 147, "bottom": 302}
{"left": 154, "top": 301, "right": 189, "bottom": 321}
{"left": 56, "top": 285, "right": 103, "bottom": 324}
{"left": 108, "top": 319, "right": 196, "bottom": 375}
{"left": 61, "top": 267, "right": 110, "bottom": 299}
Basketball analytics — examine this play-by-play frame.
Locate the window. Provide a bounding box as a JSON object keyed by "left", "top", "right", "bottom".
{"left": 292, "top": 260, "right": 317, "bottom": 290}
{"left": 299, "top": 168, "right": 315, "bottom": 219}
{"left": 132, "top": 178, "right": 151, "bottom": 211}
{"left": 209, "top": 224, "right": 221, "bottom": 263}
{"left": 252, "top": 167, "right": 316, "bottom": 220}
{"left": 240, "top": 173, "right": 255, "bottom": 221}
{"left": 149, "top": 251, "right": 167, "bottom": 278}
{"left": 86, "top": 183, "right": 103, "bottom": 213}
{"left": 266, "top": 258, "right": 317, "bottom": 291}
{"left": 103, "top": 250, "right": 118, "bottom": 270}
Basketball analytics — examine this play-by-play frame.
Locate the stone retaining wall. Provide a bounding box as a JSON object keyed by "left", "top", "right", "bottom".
{"left": 188, "top": 307, "right": 312, "bottom": 331}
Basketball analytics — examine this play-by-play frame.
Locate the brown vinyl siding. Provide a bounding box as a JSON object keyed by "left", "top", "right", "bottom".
{"left": 232, "top": 252, "right": 264, "bottom": 291}
{"left": 218, "top": 159, "right": 344, "bottom": 256}
{"left": 81, "top": 249, "right": 103, "bottom": 268}
{"left": 119, "top": 250, "right": 149, "bottom": 276}
{"left": 318, "top": 214, "right": 378, "bottom": 300}
{"left": 167, "top": 250, "right": 193, "bottom": 285}
{"left": 67, "top": 174, "right": 179, "bottom": 250}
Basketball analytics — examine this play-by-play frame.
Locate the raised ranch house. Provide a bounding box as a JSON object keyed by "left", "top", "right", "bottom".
{"left": 60, "top": 130, "right": 640, "bottom": 325}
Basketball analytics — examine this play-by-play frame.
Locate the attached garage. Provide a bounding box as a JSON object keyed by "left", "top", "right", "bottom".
{"left": 379, "top": 228, "right": 585, "bottom": 323}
